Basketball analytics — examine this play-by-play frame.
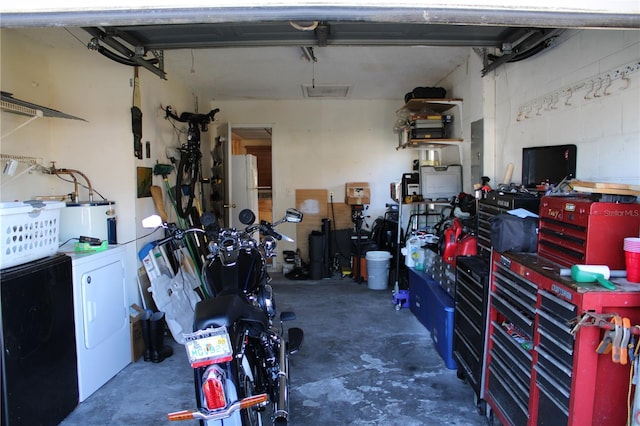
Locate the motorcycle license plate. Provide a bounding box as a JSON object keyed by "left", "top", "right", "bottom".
{"left": 184, "top": 326, "right": 233, "bottom": 368}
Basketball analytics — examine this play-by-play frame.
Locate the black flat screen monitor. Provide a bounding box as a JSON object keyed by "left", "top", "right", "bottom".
{"left": 522, "top": 144, "right": 577, "bottom": 188}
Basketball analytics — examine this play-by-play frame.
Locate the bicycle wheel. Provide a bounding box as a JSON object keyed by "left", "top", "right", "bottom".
{"left": 175, "top": 150, "right": 200, "bottom": 218}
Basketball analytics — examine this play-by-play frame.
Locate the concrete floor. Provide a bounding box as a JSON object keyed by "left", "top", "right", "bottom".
{"left": 60, "top": 273, "right": 489, "bottom": 426}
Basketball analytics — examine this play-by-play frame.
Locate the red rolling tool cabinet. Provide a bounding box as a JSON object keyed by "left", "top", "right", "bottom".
{"left": 538, "top": 196, "right": 640, "bottom": 270}
{"left": 485, "top": 251, "right": 640, "bottom": 426}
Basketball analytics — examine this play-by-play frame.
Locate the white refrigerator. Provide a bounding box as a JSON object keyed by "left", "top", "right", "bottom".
{"left": 231, "top": 154, "right": 259, "bottom": 229}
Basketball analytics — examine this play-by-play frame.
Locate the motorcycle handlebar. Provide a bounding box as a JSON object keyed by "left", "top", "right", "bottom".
{"left": 260, "top": 222, "right": 283, "bottom": 240}
{"left": 154, "top": 226, "right": 205, "bottom": 246}
{"left": 246, "top": 223, "right": 282, "bottom": 240}
{"left": 154, "top": 218, "right": 282, "bottom": 251}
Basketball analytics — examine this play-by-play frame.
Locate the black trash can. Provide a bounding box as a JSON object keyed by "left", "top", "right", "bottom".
{"left": 308, "top": 231, "right": 324, "bottom": 280}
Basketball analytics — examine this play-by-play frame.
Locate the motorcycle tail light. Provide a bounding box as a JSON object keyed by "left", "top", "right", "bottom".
{"left": 202, "top": 367, "right": 227, "bottom": 410}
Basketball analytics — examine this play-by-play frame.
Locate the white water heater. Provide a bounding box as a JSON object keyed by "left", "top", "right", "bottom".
{"left": 59, "top": 201, "right": 117, "bottom": 244}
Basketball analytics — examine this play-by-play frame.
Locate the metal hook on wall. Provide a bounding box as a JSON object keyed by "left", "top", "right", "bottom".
{"left": 584, "top": 80, "right": 595, "bottom": 100}
{"left": 564, "top": 88, "right": 573, "bottom": 106}
{"left": 619, "top": 71, "right": 630, "bottom": 91}
{"left": 593, "top": 77, "right": 604, "bottom": 97}
{"left": 602, "top": 74, "right": 613, "bottom": 95}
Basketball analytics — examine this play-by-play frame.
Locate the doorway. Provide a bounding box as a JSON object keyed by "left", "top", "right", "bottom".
{"left": 231, "top": 127, "right": 273, "bottom": 223}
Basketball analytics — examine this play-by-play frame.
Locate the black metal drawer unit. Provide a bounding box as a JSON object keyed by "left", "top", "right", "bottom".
{"left": 486, "top": 259, "right": 537, "bottom": 426}
{"left": 441, "top": 261, "right": 457, "bottom": 298}
{"left": 453, "top": 256, "right": 489, "bottom": 412}
{"left": 477, "top": 191, "right": 541, "bottom": 261}
{"left": 534, "top": 289, "right": 576, "bottom": 425}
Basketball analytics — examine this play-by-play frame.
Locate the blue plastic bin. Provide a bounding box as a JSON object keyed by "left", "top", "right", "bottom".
{"left": 408, "top": 269, "right": 437, "bottom": 330}
{"left": 427, "top": 282, "right": 457, "bottom": 370}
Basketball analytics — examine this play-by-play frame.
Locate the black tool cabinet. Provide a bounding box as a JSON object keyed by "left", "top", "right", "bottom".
{"left": 476, "top": 192, "right": 541, "bottom": 262}
{"left": 486, "top": 254, "right": 537, "bottom": 426}
{"left": 453, "top": 255, "right": 490, "bottom": 413}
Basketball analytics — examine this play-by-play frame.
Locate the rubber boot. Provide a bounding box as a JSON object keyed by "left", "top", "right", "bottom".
{"left": 140, "top": 310, "right": 152, "bottom": 362}
{"left": 149, "top": 311, "right": 173, "bottom": 363}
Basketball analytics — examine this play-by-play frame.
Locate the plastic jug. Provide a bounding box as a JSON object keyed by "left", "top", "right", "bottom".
{"left": 404, "top": 235, "right": 425, "bottom": 269}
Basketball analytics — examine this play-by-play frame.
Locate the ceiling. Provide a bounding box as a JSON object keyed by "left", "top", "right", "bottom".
{"left": 76, "top": 21, "right": 565, "bottom": 101}
{"left": 6, "top": 3, "right": 638, "bottom": 103}
{"left": 5, "top": 6, "right": 638, "bottom": 141}
{"left": 163, "top": 44, "right": 473, "bottom": 101}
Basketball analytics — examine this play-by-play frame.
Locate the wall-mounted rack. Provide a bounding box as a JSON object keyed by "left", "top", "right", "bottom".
{"left": 516, "top": 59, "right": 640, "bottom": 121}
{"left": 0, "top": 153, "right": 43, "bottom": 166}
{"left": 1, "top": 91, "right": 86, "bottom": 139}
{"left": 1, "top": 153, "right": 45, "bottom": 186}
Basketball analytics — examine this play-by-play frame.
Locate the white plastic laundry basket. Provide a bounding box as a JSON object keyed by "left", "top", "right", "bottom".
{"left": 0, "top": 201, "right": 64, "bottom": 269}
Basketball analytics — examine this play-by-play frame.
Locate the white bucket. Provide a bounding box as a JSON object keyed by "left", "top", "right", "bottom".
{"left": 366, "top": 251, "right": 392, "bottom": 290}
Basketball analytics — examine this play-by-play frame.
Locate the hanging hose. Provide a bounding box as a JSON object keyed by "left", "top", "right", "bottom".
{"left": 88, "top": 35, "right": 159, "bottom": 68}
{"left": 487, "top": 40, "right": 549, "bottom": 64}
{"left": 97, "top": 45, "right": 137, "bottom": 66}
{"left": 488, "top": 34, "right": 559, "bottom": 64}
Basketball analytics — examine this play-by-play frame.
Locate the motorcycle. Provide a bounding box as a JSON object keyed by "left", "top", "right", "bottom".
{"left": 142, "top": 207, "right": 304, "bottom": 425}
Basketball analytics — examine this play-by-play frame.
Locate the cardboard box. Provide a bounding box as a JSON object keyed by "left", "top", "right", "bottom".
{"left": 129, "top": 304, "right": 146, "bottom": 362}
{"left": 345, "top": 182, "right": 371, "bottom": 205}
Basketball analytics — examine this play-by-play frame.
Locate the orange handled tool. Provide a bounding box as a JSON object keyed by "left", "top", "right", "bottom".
{"left": 620, "top": 317, "right": 631, "bottom": 365}
{"left": 611, "top": 315, "right": 623, "bottom": 363}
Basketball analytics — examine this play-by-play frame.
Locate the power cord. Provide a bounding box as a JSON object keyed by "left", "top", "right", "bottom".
{"left": 58, "top": 227, "right": 163, "bottom": 249}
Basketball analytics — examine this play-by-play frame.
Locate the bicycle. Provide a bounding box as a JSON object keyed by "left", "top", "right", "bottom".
{"left": 163, "top": 105, "right": 220, "bottom": 218}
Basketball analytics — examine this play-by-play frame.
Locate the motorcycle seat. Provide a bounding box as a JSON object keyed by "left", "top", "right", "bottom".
{"left": 194, "top": 292, "right": 268, "bottom": 331}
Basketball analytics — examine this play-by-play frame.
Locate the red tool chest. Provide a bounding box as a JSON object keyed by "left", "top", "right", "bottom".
{"left": 537, "top": 196, "right": 640, "bottom": 269}
{"left": 485, "top": 251, "right": 640, "bottom": 426}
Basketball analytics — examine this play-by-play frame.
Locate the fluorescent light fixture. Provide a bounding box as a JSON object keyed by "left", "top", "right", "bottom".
{"left": 301, "top": 84, "right": 351, "bottom": 98}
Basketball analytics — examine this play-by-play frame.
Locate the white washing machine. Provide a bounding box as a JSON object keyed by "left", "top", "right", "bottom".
{"left": 62, "top": 244, "right": 131, "bottom": 402}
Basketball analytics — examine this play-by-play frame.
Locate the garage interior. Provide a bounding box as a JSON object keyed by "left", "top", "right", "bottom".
{"left": 1, "top": 3, "right": 640, "bottom": 426}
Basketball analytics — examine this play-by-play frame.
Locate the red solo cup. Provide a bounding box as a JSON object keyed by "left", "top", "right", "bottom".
{"left": 625, "top": 250, "right": 640, "bottom": 283}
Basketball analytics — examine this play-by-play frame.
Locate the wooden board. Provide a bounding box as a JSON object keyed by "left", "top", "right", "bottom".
{"left": 570, "top": 180, "right": 640, "bottom": 196}
{"left": 258, "top": 197, "right": 271, "bottom": 224}
{"left": 572, "top": 180, "right": 640, "bottom": 191}
{"left": 296, "top": 189, "right": 328, "bottom": 262}
{"left": 571, "top": 186, "right": 640, "bottom": 196}
{"left": 295, "top": 189, "right": 356, "bottom": 262}
{"left": 331, "top": 202, "right": 353, "bottom": 230}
